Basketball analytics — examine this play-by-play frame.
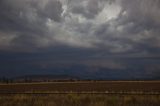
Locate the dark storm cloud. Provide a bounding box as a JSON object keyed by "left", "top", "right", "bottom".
{"left": 69, "top": 0, "right": 116, "bottom": 19}
{"left": 0, "top": 0, "right": 63, "bottom": 51}
{"left": 119, "top": 0, "right": 160, "bottom": 53}
{"left": 0, "top": 0, "right": 160, "bottom": 79}
{"left": 70, "top": 0, "right": 103, "bottom": 19}
{"left": 36, "top": 0, "right": 63, "bottom": 22}
{"left": 0, "top": 0, "right": 159, "bottom": 54}
{"left": 89, "top": 0, "right": 160, "bottom": 54}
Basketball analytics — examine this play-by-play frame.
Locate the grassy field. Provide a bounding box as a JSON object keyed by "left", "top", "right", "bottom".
{"left": 0, "top": 81, "right": 160, "bottom": 106}
{"left": 0, "top": 94, "right": 160, "bottom": 106}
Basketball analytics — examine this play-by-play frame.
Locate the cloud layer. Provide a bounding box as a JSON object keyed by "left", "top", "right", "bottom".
{"left": 0, "top": 0, "right": 159, "bottom": 54}
{"left": 0, "top": 0, "right": 160, "bottom": 78}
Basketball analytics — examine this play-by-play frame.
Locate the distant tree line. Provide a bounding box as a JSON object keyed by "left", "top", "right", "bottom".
{"left": 0, "top": 77, "right": 82, "bottom": 83}
{"left": 0, "top": 77, "right": 155, "bottom": 84}
{"left": 0, "top": 77, "right": 13, "bottom": 83}
{"left": 0, "top": 78, "right": 102, "bottom": 83}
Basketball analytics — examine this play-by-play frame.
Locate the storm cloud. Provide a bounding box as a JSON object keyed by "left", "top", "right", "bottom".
{"left": 0, "top": 0, "right": 160, "bottom": 79}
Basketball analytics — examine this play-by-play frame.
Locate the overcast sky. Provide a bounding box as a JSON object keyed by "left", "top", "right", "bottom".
{"left": 0, "top": 0, "right": 160, "bottom": 79}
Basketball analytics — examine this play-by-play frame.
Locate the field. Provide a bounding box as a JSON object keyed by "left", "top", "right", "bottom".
{"left": 0, "top": 81, "right": 160, "bottom": 93}
{"left": 0, "top": 81, "right": 160, "bottom": 106}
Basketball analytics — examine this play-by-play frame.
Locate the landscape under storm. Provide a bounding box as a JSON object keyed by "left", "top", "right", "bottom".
{"left": 0, "top": 0, "right": 160, "bottom": 106}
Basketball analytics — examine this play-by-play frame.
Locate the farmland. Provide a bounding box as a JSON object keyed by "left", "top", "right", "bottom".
{"left": 0, "top": 81, "right": 160, "bottom": 93}
{"left": 0, "top": 81, "right": 160, "bottom": 106}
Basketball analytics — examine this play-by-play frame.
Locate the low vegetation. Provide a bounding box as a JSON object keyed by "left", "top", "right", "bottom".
{"left": 0, "top": 81, "right": 160, "bottom": 106}
{"left": 0, "top": 94, "right": 160, "bottom": 106}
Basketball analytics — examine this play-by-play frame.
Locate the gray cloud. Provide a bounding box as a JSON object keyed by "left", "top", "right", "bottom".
{"left": 0, "top": 0, "right": 63, "bottom": 51}
{"left": 0, "top": 0, "right": 159, "bottom": 79}
{"left": 69, "top": 0, "right": 103, "bottom": 19}
{"left": 118, "top": 0, "right": 160, "bottom": 52}
{"left": 0, "top": 0, "right": 160, "bottom": 55}
{"left": 37, "top": 0, "right": 63, "bottom": 22}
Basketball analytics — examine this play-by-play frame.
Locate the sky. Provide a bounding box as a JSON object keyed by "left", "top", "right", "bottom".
{"left": 0, "top": 0, "right": 160, "bottom": 79}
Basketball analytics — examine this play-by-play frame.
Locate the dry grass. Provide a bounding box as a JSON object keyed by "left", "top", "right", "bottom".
{"left": 0, "top": 94, "right": 160, "bottom": 106}
{"left": 0, "top": 81, "right": 160, "bottom": 106}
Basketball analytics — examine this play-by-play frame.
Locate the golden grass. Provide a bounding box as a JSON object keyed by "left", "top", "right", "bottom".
{"left": 0, "top": 94, "right": 160, "bottom": 106}
{"left": 0, "top": 81, "right": 160, "bottom": 106}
